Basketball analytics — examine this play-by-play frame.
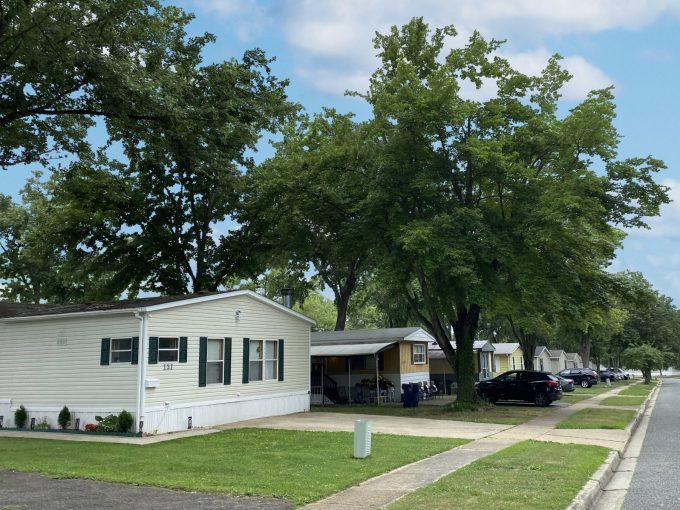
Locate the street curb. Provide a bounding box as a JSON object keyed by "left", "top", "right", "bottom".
{"left": 565, "top": 381, "right": 660, "bottom": 510}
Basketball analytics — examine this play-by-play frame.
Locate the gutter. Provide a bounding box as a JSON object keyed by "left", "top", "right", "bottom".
{"left": 134, "top": 310, "right": 149, "bottom": 434}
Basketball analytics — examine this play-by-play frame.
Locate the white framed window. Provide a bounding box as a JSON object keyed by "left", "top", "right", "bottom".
{"left": 494, "top": 357, "right": 500, "bottom": 372}
{"left": 111, "top": 338, "right": 132, "bottom": 363}
{"left": 249, "top": 340, "right": 278, "bottom": 382}
{"left": 207, "top": 338, "right": 223, "bottom": 384}
{"left": 511, "top": 356, "right": 516, "bottom": 370}
{"left": 412, "top": 344, "right": 426, "bottom": 364}
{"left": 158, "top": 337, "right": 179, "bottom": 362}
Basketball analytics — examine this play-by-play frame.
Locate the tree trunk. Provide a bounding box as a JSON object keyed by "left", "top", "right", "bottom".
{"left": 507, "top": 317, "right": 536, "bottom": 371}
{"left": 642, "top": 367, "right": 652, "bottom": 384}
{"left": 334, "top": 293, "right": 349, "bottom": 331}
{"left": 579, "top": 334, "right": 591, "bottom": 367}
{"left": 453, "top": 302, "right": 481, "bottom": 403}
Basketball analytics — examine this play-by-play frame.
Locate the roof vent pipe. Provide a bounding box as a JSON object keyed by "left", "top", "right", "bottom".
{"left": 282, "top": 288, "right": 293, "bottom": 308}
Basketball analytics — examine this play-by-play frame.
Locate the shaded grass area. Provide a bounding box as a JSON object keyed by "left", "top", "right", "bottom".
{"left": 619, "top": 383, "right": 656, "bottom": 397}
{"left": 312, "top": 403, "right": 552, "bottom": 425}
{"left": 560, "top": 394, "right": 593, "bottom": 404}
{"left": 556, "top": 408, "right": 636, "bottom": 430}
{"left": 600, "top": 396, "right": 646, "bottom": 407}
{"left": 0, "top": 429, "right": 466, "bottom": 506}
{"left": 388, "top": 441, "right": 609, "bottom": 510}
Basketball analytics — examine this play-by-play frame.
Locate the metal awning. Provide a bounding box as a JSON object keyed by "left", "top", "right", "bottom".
{"left": 311, "top": 342, "right": 396, "bottom": 357}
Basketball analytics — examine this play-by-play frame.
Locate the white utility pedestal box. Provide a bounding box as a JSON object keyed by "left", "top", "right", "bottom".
{"left": 354, "top": 419, "right": 372, "bottom": 458}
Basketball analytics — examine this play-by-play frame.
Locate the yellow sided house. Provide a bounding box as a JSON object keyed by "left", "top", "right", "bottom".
{"left": 0, "top": 290, "right": 314, "bottom": 434}
{"left": 310, "top": 328, "right": 433, "bottom": 405}
{"left": 492, "top": 342, "right": 524, "bottom": 375}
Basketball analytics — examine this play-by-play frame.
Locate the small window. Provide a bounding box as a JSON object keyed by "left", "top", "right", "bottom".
{"left": 158, "top": 337, "right": 179, "bottom": 362}
{"left": 111, "top": 338, "right": 132, "bottom": 363}
{"left": 249, "top": 340, "right": 278, "bottom": 382}
{"left": 207, "top": 338, "right": 223, "bottom": 384}
{"left": 412, "top": 344, "right": 426, "bottom": 364}
{"left": 511, "top": 356, "right": 516, "bottom": 370}
{"left": 494, "top": 357, "right": 500, "bottom": 372}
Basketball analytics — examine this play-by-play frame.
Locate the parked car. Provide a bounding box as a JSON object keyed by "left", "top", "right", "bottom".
{"left": 610, "top": 367, "right": 630, "bottom": 380}
{"left": 475, "top": 370, "right": 563, "bottom": 407}
{"left": 598, "top": 369, "right": 618, "bottom": 382}
{"left": 556, "top": 375, "right": 575, "bottom": 392}
{"left": 557, "top": 368, "right": 599, "bottom": 388}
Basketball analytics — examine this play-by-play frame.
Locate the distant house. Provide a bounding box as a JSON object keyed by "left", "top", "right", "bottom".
{"left": 565, "top": 352, "right": 583, "bottom": 368}
{"left": 0, "top": 291, "right": 314, "bottom": 434}
{"left": 429, "top": 340, "right": 495, "bottom": 393}
{"left": 534, "top": 346, "right": 552, "bottom": 372}
{"left": 548, "top": 349, "right": 569, "bottom": 373}
{"left": 492, "top": 343, "right": 524, "bottom": 375}
{"left": 310, "top": 328, "right": 433, "bottom": 405}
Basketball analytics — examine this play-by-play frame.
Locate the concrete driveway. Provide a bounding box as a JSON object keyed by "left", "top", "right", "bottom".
{"left": 221, "top": 411, "right": 512, "bottom": 440}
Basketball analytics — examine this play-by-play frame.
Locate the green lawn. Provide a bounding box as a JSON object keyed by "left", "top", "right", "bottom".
{"left": 572, "top": 380, "right": 633, "bottom": 396}
{"left": 600, "top": 396, "right": 646, "bottom": 407}
{"left": 556, "top": 408, "right": 637, "bottom": 429}
{"left": 312, "top": 403, "right": 552, "bottom": 425}
{"left": 619, "top": 383, "right": 656, "bottom": 397}
{"left": 0, "top": 429, "right": 466, "bottom": 506}
{"left": 387, "top": 441, "right": 610, "bottom": 510}
{"left": 560, "top": 393, "right": 593, "bottom": 404}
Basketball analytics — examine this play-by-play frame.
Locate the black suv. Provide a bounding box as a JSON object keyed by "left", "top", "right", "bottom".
{"left": 475, "top": 370, "right": 563, "bottom": 407}
{"left": 557, "top": 368, "right": 599, "bottom": 388}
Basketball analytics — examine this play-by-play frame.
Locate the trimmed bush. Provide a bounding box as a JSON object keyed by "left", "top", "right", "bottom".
{"left": 117, "top": 410, "right": 134, "bottom": 432}
{"left": 58, "top": 406, "right": 71, "bottom": 430}
{"left": 14, "top": 405, "right": 28, "bottom": 428}
{"left": 94, "top": 414, "right": 118, "bottom": 432}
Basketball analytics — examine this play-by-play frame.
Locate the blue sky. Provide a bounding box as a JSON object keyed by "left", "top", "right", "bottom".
{"left": 4, "top": 1, "right": 680, "bottom": 303}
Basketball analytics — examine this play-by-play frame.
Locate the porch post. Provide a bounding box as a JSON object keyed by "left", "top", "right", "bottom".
{"left": 348, "top": 357, "right": 352, "bottom": 405}
{"left": 375, "top": 353, "right": 380, "bottom": 406}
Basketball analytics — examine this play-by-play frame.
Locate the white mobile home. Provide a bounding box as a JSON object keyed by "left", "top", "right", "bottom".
{"left": 0, "top": 291, "right": 313, "bottom": 434}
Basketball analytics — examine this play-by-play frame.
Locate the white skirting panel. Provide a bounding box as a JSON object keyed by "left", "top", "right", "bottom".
{"left": 143, "top": 390, "right": 310, "bottom": 435}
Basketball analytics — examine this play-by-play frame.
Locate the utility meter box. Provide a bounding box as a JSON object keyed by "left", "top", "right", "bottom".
{"left": 354, "top": 419, "right": 372, "bottom": 458}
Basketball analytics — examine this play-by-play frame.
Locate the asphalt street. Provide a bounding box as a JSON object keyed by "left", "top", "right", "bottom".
{"left": 624, "top": 378, "right": 680, "bottom": 509}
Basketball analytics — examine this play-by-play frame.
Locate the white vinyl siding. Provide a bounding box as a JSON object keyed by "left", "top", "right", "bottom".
{"left": 144, "top": 295, "right": 310, "bottom": 406}
{"left": 0, "top": 314, "right": 139, "bottom": 407}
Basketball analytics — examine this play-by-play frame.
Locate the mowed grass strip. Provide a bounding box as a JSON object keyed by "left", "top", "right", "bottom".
{"left": 556, "top": 408, "right": 636, "bottom": 429}
{"left": 387, "top": 441, "right": 610, "bottom": 510}
{"left": 560, "top": 394, "right": 593, "bottom": 404}
{"left": 600, "top": 396, "right": 646, "bottom": 407}
{"left": 619, "top": 383, "right": 656, "bottom": 397}
{"left": 0, "top": 429, "right": 466, "bottom": 505}
{"left": 312, "top": 403, "right": 551, "bottom": 425}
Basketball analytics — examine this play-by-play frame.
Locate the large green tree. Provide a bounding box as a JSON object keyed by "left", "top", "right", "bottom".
{"left": 1, "top": 0, "right": 212, "bottom": 169}
{"left": 362, "top": 19, "right": 668, "bottom": 403}
{"left": 239, "top": 110, "right": 378, "bottom": 329}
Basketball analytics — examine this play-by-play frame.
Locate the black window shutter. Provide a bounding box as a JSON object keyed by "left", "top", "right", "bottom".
{"left": 242, "top": 338, "right": 250, "bottom": 384}
{"left": 198, "top": 336, "right": 207, "bottom": 387}
{"left": 278, "top": 339, "right": 284, "bottom": 381}
{"left": 179, "top": 336, "right": 188, "bottom": 363}
{"left": 223, "top": 337, "right": 232, "bottom": 385}
{"left": 100, "top": 338, "right": 111, "bottom": 365}
{"left": 131, "top": 337, "right": 139, "bottom": 365}
{"left": 148, "top": 337, "right": 159, "bottom": 364}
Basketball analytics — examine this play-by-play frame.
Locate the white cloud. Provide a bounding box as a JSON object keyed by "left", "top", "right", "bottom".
{"left": 193, "top": 0, "right": 672, "bottom": 97}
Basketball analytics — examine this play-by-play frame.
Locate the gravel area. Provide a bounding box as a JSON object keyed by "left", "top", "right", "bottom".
{"left": 0, "top": 470, "right": 293, "bottom": 510}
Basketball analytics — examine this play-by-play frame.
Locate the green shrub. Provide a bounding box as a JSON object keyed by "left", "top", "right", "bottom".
{"left": 94, "top": 414, "right": 118, "bottom": 432}
{"left": 35, "top": 417, "right": 50, "bottom": 430}
{"left": 14, "top": 405, "right": 28, "bottom": 428}
{"left": 58, "top": 406, "right": 71, "bottom": 430}
{"left": 117, "top": 410, "right": 134, "bottom": 432}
